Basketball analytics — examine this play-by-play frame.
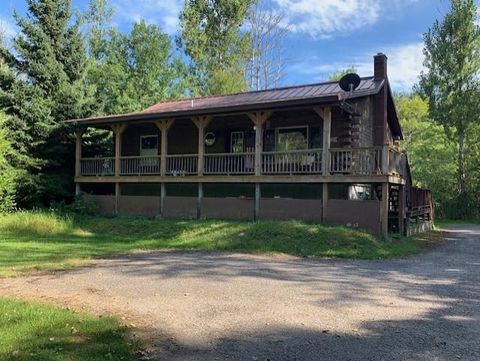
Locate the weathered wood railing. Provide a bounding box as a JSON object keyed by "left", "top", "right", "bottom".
{"left": 79, "top": 147, "right": 405, "bottom": 177}
{"left": 80, "top": 157, "right": 115, "bottom": 176}
{"left": 329, "top": 147, "right": 382, "bottom": 175}
{"left": 120, "top": 156, "right": 161, "bottom": 175}
{"left": 388, "top": 148, "right": 405, "bottom": 177}
{"left": 262, "top": 148, "right": 323, "bottom": 174}
{"left": 166, "top": 154, "right": 198, "bottom": 176}
{"left": 204, "top": 152, "right": 255, "bottom": 175}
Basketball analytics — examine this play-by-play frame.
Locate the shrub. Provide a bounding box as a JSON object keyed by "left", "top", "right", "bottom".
{"left": 50, "top": 193, "right": 99, "bottom": 216}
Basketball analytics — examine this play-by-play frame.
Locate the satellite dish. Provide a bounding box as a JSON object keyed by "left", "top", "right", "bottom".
{"left": 339, "top": 73, "right": 361, "bottom": 93}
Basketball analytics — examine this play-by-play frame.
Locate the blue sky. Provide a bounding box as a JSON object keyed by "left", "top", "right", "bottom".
{"left": 0, "top": 0, "right": 475, "bottom": 91}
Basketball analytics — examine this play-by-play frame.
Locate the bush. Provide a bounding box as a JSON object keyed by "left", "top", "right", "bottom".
{"left": 50, "top": 194, "right": 99, "bottom": 216}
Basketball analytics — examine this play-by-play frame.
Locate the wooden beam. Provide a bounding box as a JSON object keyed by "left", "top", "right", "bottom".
{"left": 115, "top": 182, "right": 120, "bottom": 215}
{"left": 322, "top": 183, "right": 328, "bottom": 224}
{"left": 74, "top": 131, "right": 83, "bottom": 178}
{"left": 160, "top": 182, "right": 166, "bottom": 217}
{"left": 255, "top": 183, "right": 260, "bottom": 221}
{"left": 111, "top": 124, "right": 128, "bottom": 177}
{"left": 192, "top": 116, "right": 212, "bottom": 176}
{"left": 316, "top": 106, "right": 332, "bottom": 176}
{"left": 381, "top": 182, "right": 389, "bottom": 238}
{"left": 197, "top": 182, "right": 203, "bottom": 219}
{"left": 155, "top": 119, "right": 175, "bottom": 176}
{"left": 247, "top": 111, "right": 272, "bottom": 176}
{"left": 398, "top": 185, "right": 406, "bottom": 236}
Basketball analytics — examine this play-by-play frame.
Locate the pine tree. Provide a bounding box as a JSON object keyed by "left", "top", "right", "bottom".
{"left": 0, "top": 0, "right": 96, "bottom": 206}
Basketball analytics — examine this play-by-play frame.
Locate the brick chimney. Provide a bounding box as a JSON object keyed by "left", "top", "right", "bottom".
{"left": 374, "top": 53, "right": 388, "bottom": 80}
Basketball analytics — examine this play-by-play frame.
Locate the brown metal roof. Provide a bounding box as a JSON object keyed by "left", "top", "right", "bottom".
{"left": 68, "top": 76, "right": 384, "bottom": 126}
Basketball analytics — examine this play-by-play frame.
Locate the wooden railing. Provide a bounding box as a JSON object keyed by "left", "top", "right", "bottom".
{"left": 389, "top": 148, "right": 405, "bottom": 177}
{"left": 166, "top": 154, "right": 198, "bottom": 176}
{"left": 262, "top": 149, "right": 323, "bottom": 174}
{"left": 329, "top": 147, "right": 382, "bottom": 175}
{"left": 79, "top": 147, "right": 405, "bottom": 178}
{"left": 120, "top": 156, "right": 161, "bottom": 175}
{"left": 80, "top": 157, "right": 115, "bottom": 176}
{"left": 204, "top": 152, "right": 255, "bottom": 175}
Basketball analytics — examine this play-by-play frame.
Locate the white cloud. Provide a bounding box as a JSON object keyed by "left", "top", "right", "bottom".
{"left": 290, "top": 42, "right": 425, "bottom": 91}
{"left": 113, "top": 0, "right": 182, "bottom": 34}
{"left": 273, "top": 0, "right": 418, "bottom": 38}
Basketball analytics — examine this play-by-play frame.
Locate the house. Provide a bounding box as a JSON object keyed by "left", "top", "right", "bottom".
{"left": 69, "top": 53, "right": 433, "bottom": 237}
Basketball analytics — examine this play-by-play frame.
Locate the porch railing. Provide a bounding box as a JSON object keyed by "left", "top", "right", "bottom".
{"left": 121, "top": 156, "right": 161, "bottom": 175}
{"left": 80, "top": 157, "right": 115, "bottom": 176}
{"left": 204, "top": 152, "right": 255, "bottom": 175}
{"left": 262, "top": 148, "right": 323, "bottom": 174}
{"left": 166, "top": 154, "right": 198, "bottom": 176}
{"left": 79, "top": 147, "right": 405, "bottom": 178}
{"left": 389, "top": 148, "right": 405, "bottom": 177}
{"left": 329, "top": 147, "right": 382, "bottom": 175}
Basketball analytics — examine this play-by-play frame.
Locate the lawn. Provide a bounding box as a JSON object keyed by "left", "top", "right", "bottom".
{"left": 0, "top": 298, "right": 137, "bottom": 361}
{"left": 0, "top": 211, "right": 436, "bottom": 277}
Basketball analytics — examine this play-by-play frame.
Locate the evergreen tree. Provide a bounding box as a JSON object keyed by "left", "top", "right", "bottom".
{"left": 0, "top": 0, "right": 96, "bottom": 206}
{"left": 418, "top": 0, "right": 480, "bottom": 211}
{"left": 178, "top": 0, "right": 255, "bottom": 96}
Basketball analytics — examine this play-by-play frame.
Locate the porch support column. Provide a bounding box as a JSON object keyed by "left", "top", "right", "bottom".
{"left": 247, "top": 111, "right": 271, "bottom": 176}
{"left": 160, "top": 183, "right": 166, "bottom": 217}
{"left": 155, "top": 119, "right": 175, "bottom": 177}
{"left": 111, "top": 124, "right": 127, "bottom": 215}
{"left": 111, "top": 124, "right": 128, "bottom": 177}
{"left": 314, "top": 106, "right": 331, "bottom": 176}
{"left": 381, "top": 182, "right": 389, "bottom": 239}
{"left": 255, "top": 183, "right": 261, "bottom": 221}
{"left": 197, "top": 182, "right": 203, "bottom": 219}
{"left": 382, "top": 145, "right": 389, "bottom": 175}
{"left": 192, "top": 116, "right": 212, "bottom": 176}
{"left": 398, "top": 185, "right": 406, "bottom": 236}
{"left": 322, "top": 183, "right": 328, "bottom": 224}
{"left": 74, "top": 130, "right": 84, "bottom": 196}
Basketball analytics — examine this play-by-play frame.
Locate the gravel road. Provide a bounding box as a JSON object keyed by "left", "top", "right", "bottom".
{"left": 1, "top": 224, "right": 479, "bottom": 361}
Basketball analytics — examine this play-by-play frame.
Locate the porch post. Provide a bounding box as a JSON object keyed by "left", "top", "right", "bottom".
{"left": 255, "top": 183, "right": 260, "bottom": 221}
{"left": 192, "top": 116, "right": 212, "bottom": 176}
{"left": 111, "top": 124, "right": 127, "bottom": 177}
{"left": 247, "top": 111, "right": 271, "bottom": 176}
{"left": 398, "top": 185, "right": 406, "bottom": 235}
{"left": 74, "top": 130, "right": 83, "bottom": 196}
{"left": 155, "top": 119, "right": 175, "bottom": 177}
{"left": 197, "top": 182, "right": 203, "bottom": 219}
{"left": 160, "top": 182, "right": 166, "bottom": 217}
{"left": 382, "top": 145, "right": 389, "bottom": 175}
{"left": 322, "top": 183, "right": 328, "bottom": 224}
{"left": 314, "top": 106, "right": 331, "bottom": 176}
{"left": 381, "top": 182, "right": 389, "bottom": 238}
{"left": 111, "top": 124, "right": 127, "bottom": 215}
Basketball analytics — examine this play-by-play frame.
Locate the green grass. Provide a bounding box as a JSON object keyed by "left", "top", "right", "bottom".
{"left": 0, "top": 298, "right": 137, "bottom": 361}
{"left": 0, "top": 211, "right": 436, "bottom": 277}
{"left": 436, "top": 218, "right": 480, "bottom": 225}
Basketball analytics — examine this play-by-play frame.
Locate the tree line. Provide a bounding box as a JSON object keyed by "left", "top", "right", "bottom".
{"left": 0, "top": 0, "right": 479, "bottom": 219}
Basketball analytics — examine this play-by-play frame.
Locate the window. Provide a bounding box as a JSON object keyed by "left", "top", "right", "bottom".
{"left": 230, "top": 131, "right": 245, "bottom": 153}
{"left": 140, "top": 135, "right": 158, "bottom": 156}
{"left": 276, "top": 127, "right": 308, "bottom": 151}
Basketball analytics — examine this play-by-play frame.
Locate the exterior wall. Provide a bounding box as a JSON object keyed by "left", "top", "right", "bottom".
{"left": 259, "top": 198, "right": 322, "bottom": 222}
{"left": 163, "top": 196, "right": 197, "bottom": 219}
{"left": 122, "top": 124, "right": 160, "bottom": 156}
{"left": 325, "top": 199, "right": 382, "bottom": 236}
{"left": 351, "top": 97, "right": 374, "bottom": 148}
{"left": 202, "top": 197, "right": 254, "bottom": 220}
{"left": 118, "top": 196, "right": 160, "bottom": 216}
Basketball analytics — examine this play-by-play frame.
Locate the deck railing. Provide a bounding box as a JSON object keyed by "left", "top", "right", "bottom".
{"left": 204, "top": 152, "right": 255, "bottom": 175}
{"left": 389, "top": 148, "right": 405, "bottom": 177}
{"left": 166, "top": 154, "right": 198, "bottom": 176}
{"left": 80, "top": 157, "right": 115, "bottom": 176}
{"left": 262, "top": 148, "right": 323, "bottom": 174}
{"left": 120, "top": 156, "right": 161, "bottom": 175}
{"left": 329, "top": 147, "right": 382, "bottom": 175}
{"left": 79, "top": 147, "right": 405, "bottom": 178}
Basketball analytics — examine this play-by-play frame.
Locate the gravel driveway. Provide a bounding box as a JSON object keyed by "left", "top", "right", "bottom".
{"left": 1, "top": 224, "right": 479, "bottom": 361}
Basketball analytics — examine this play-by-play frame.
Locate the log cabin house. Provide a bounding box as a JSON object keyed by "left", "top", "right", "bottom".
{"left": 69, "top": 53, "right": 433, "bottom": 237}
